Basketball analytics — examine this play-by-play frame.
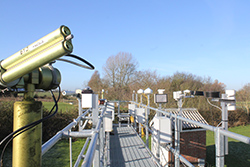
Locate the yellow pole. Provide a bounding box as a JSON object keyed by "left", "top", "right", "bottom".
{"left": 141, "top": 123, "right": 145, "bottom": 137}
{"left": 12, "top": 84, "right": 42, "bottom": 167}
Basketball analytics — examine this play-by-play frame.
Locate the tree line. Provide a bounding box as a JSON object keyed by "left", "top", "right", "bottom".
{"left": 88, "top": 52, "right": 225, "bottom": 105}
{"left": 87, "top": 52, "right": 250, "bottom": 126}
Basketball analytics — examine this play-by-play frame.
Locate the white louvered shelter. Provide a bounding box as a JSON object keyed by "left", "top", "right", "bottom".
{"left": 165, "top": 108, "right": 209, "bottom": 130}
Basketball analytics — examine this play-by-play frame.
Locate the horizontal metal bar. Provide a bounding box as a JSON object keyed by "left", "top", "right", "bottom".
{"left": 220, "top": 129, "right": 250, "bottom": 145}
{"left": 131, "top": 100, "right": 250, "bottom": 153}
{"left": 42, "top": 109, "right": 90, "bottom": 155}
{"left": 63, "top": 130, "right": 93, "bottom": 138}
{"left": 82, "top": 116, "right": 92, "bottom": 120}
{"left": 108, "top": 100, "right": 129, "bottom": 103}
{"left": 130, "top": 101, "right": 215, "bottom": 132}
{"left": 41, "top": 132, "right": 63, "bottom": 156}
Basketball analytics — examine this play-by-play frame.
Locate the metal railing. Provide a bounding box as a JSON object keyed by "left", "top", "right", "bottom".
{"left": 42, "top": 105, "right": 107, "bottom": 167}
{"left": 42, "top": 99, "right": 250, "bottom": 167}
{"left": 130, "top": 101, "right": 250, "bottom": 167}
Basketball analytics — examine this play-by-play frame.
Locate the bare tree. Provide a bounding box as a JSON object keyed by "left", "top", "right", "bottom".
{"left": 131, "top": 69, "right": 159, "bottom": 90}
{"left": 202, "top": 79, "right": 226, "bottom": 92}
{"left": 103, "top": 52, "right": 138, "bottom": 88}
{"left": 102, "top": 52, "right": 138, "bottom": 100}
{"left": 237, "top": 83, "right": 250, "bottom": 115}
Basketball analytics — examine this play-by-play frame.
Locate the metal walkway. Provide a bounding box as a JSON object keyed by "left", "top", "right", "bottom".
{"left": 109, "top": 126, "right": 158, "bottom": 167}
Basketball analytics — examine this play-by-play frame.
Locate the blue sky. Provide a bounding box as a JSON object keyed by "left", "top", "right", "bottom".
{"left": 1, "top": 0, "right": 250, "bottom": 91}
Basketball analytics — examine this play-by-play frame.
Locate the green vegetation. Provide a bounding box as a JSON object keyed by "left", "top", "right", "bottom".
{"left": 142, "top": 135, "right": 152, "bottom": 150}
{"left": 42, "top": 139, "right": 87, "bottom": 167}
{"left": 206, "top": 125, "right": 250, "bottom": 167}
{"left": 0, "top": 100, "right": 82, "bottom": 167}
{"left": 42, "top": 101, "right": 77, "bottom": 113}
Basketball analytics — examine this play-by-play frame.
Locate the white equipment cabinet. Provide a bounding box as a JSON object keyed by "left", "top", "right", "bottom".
{"left": 135, "top": 108, "right": 146, "bottom": 123}
{"left": 104, "top": 102, "right": 115, "bottom": 132}
{"left": 151, "top": 116, "right": 172, "bottom": 165}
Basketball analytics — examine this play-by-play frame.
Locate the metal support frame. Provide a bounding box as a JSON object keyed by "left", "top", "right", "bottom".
{"left": 41, "top": 98, "right": 250, "bottom": 167}
{"left": 174, "top": 114, "right": 180, "bottom": 167}
{"left": 118, "top": 101, "right": 121, "bottom": 127}
{"left": 174, "top": 98, "right": 182, "bottom": 167}
{"left": 81, "top": 108, "right": 106, "bottom": 167}
{"left": 221, "top": 96, "right": 228, "bottom": 155}
{"left": 42, "top": 110, "right": 91, "bottom": 155}
{"left": 77, "top": 96, "right": 84, "bottom": 132}
{"left": 130, "top": 101, "right": 250, "bottom": 167}
{"left": 105, "top": 132, "right": 110, "bottom": 166}
{"left": 74, "top": 138, "right": 90, "bottom": 167}
{"left": 69, "top": 129, "right": 73, "bottom": 167}
{"left": 215, "top": 127, "right": 224, "bottom": 166}
{"left": 146, "top": 94, "right": 150, "bottom": 148}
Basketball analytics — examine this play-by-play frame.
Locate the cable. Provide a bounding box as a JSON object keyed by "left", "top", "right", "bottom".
{"left": 0, "top": 88, "right": 60, "bottom": 147}
{"left": 57, "top": 58, "right": 93, "bottom": 70}
{"left": 142, "top": 93, "right": 149, "bottom": 105}
{"left": 207, "top": 98, "right": 222, "bottom": 112}
{"left": 0, "top": 90, "right": 59, "bottom": 166}
{"left": 0, "top": 87, "right": 60, "bottom": 166}
{"left": 57, "top": 54, "right": 95, "bottom": 70}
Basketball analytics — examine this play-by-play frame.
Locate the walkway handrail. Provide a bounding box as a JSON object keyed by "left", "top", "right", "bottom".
{"left": 130, "top": 100, "right": 250, "bottom": 167}
{"left": 142, "top": 122, "right": 193, "bottom": 167}
{"left": 131, "top": 101, "right": 250, "bottom": 145}
{"left": 130, "top": 101, "right": 215, "bottom": 131}
{"left": 81, "top": 107, "right": 106, "bottom": 167}
{"left": 74, "top": 137, "right": 90, "bottom": 167}
{"left": 42, "top": 109, "right": 91, "bottom": 155}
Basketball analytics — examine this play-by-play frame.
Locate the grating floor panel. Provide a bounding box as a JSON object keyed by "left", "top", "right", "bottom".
{"left": 109, "top": 126, "right": 158, "bottom": 167}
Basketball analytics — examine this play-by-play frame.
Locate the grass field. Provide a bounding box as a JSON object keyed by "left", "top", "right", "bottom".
{"left": 42, "top": 101, "right": 77, "bottom": 113}
{"left": 42, "top": 139, "right": 87, "bottom": 167}
{"left": 206, "top": 124, "right": 250, "bottom": 167}
{"left": 26, "top": 125, "right": 250, "bottom": 166}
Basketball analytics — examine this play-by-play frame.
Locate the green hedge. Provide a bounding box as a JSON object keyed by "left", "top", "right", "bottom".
{"left": 0, "top": 101, "right": 79, "bottom": 144}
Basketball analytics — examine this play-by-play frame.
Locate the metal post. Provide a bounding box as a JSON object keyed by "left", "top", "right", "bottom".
{"left": 140, "top": 94, "right": 143, "bottom": 105}
{"left": 134, "top": 109, "right": 137, "bottom": 132}
{"left": 13, "top": 84, "right": 42, "bottom": 167}
{"left": 157, "top": 103, "right": 162, "bottom": 117}
{"left": 139, "top": 123, "right": 142, "bottom": 137}
{"left": 93, "top": 95, "right": 100, "bottom": 167}
{"left": 174, "top": 98, "right": 182, "bottom": 167}
{"left": 93, "top": 130, "right": 100, "bottom": 167}
{"left": 221, "top": 95, "right": 228, "bottom": 155}
{"left": 99, "top": 122, "right": 104, "bottom": 166}
{"left": 156, "top": 102, "right": 161, "bottom": 159}
{"left": 77, "top": 96, "right": 83, "bottom": 132}
{"left": 146, "top": 94, "right": 150, "bottom": 148}
{"left": 132, "top": 91, "right": 135, "bottom": 101}
{"left": 138, "top": 93, "right": 143, "bottom": 137}
{"left": 215, "top": 127, "right": 224, "bottom": 167}
{"left": 69, "top": 130, "right": 72, "bottom": 167}
{"left": 174, "top": 115, "right": 180, "bottom": 167}
{"left": 157, "top": 129, "right": 160, "bottom": 159}
{"left": 92, "top": 94, "right": 99, "bottom": 128}
{"left": 101, "top": 89, "right": 104, "bottom": 99}
{"left": 106, "top": 132, "right": 111, "bottom": 166}
{"left": 118, "top": 101, "right": 121, "bottom": 127}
